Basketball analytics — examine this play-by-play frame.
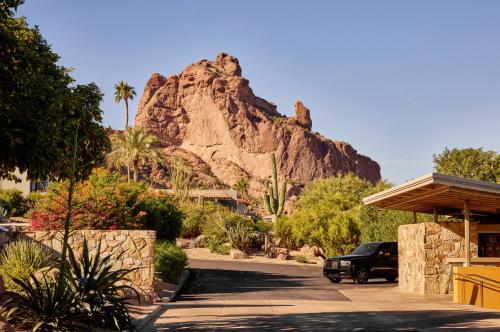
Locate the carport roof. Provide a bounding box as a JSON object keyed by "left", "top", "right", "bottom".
{"left": 363, "top": 173, "right": 500, "bottom": 215}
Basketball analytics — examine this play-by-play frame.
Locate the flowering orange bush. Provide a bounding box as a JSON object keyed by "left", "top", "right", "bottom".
{"left": 31, "top": 169, "right": 147, "bottom": 231}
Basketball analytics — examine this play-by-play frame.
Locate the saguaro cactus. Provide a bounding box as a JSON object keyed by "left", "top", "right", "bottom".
{"left": 263, "top": 153, "right": 287, "bottom": 222}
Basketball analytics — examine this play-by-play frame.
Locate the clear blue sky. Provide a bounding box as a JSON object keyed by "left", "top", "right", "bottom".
{"left": 17, "top": 1, "right": 500, "bottom": 184}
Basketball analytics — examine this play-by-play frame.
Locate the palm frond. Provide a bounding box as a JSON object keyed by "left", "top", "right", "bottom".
{"left": 106, "top": 126, "right": 163, "bottom": 174}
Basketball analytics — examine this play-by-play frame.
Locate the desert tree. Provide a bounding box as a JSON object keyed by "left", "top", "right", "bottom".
{"left": 0, "top": 3, "right": 109, "bottom": 181}
{"left": 433, "top": 147, "right": 499, "bottom": 183}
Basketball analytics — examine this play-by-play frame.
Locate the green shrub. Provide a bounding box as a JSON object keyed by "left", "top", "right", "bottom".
{"left": 208, "top": 242, "right": 230, "bottom": 255}
{"left": 0, "top": 189, "right": 27, "bottom": 217}
{"left": 24, "top": 191, "right": 43, "bottom": 215}
{"left": 155, "top": 241, "right": 188, "bottom": 284}
{"left": 0, "top": 239, "right": 54, "bottom": 292}
{"left": 202, "top": 214, "right": 228, "bottom": 252}
{"left": 253, "top": 219, "right": 272, "bottom": 233}
{"left": 179, "top": 201, "right": 256, "bottom": 253}
{"left": 294, "top": 255, "right": 308, "bottom": 263}
{"left": 284, "top": 174, "right": 412, "bottom": 257}
{"left": 202, "top": 208, "right": 252, "bottom": 253}
{"left": 136, "top": 193, "right": 183, "bottom": 241}
{"left": 226, "top": 221, "right": 251, "bottom": 251}
{"left": 358, "top": 206, "right": 412, "bottom": 243}
{"left": 274, "top": 216, "right": 296, "bottom": 249}
{"left": 179, "top": 201, "right": 207, "bottom": 238}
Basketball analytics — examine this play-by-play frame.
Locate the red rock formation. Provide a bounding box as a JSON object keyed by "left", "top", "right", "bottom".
{"left": 135, "top": 53, "right": 380, "bottom": 195}
{"left": 293, "top": 101, "right": 312, "bottom": 130}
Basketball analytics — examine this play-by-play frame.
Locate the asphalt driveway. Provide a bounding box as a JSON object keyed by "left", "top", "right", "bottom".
{"left": 181, "top": 259, "right": 394, "bottom": 301}
{"left": 144, "top": 259, "right": 500, "bottom": 331}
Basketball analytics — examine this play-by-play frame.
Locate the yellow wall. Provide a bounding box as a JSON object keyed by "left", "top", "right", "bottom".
{"left": 453, "top": 266, "right": 500, "bottom": 310}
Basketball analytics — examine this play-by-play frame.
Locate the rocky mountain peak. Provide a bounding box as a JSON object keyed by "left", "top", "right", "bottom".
{"left": 293, "top": 101, "right": 312, "bottom": 130}
{"left": 135, "top": 53, "right": 381, "bottom": 196}
{"left": 215, "top": 52, "right": 242, "bottom": 77}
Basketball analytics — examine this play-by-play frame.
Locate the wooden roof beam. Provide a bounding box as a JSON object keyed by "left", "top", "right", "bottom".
{"left": 384, "top": 186, "right": 450, "bottom": 210}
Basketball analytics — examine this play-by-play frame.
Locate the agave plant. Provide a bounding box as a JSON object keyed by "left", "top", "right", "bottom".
{"left": 2, "top": 273, "right": 85, "bottom": 331}
{"left": 0, "top": 239, "right": 54, "bottom": 292}
{"left": 0, "top": 205, "right": 8, "bottom": 222}
{"left": 65, "top": 238, "right": 140, "bottom": 330}
{"left": 225, "top": 221, "right": 251, "bottom": 252}
{"left": 1, "top": 238, "right": 140, "bottom": 331}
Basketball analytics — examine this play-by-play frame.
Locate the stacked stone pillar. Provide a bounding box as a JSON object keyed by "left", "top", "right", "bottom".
{"left": 398, "top": 222, "right": 478, "bottom": 294}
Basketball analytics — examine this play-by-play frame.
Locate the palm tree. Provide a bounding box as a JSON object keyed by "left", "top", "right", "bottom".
{"left": 114, "top": 81, "right": 136, "bottom": 129}
{"left": 233, "top": 177, "right": 249, "bottom": 198}
{"left": 107, "top": 126, "right": 162, "bottom": 181}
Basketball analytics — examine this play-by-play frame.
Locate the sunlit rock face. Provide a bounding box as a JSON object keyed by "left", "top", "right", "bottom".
{"left": 135, "top": 53, "right": 381, "bottom": 196}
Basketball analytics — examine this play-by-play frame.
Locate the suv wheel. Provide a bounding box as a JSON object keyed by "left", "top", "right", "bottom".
{"left": 329, "top": 277, "right": 341, "bottom": 283}
{"left": 385, "top": 276, "right": 397, "bottom": 283}
{"left": 355, "top": 268, "right": 369, "bottom": 284}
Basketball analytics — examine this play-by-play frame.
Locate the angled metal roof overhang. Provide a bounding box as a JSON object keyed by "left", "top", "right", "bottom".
{"left": 161, "top": 189, "right": 238, "bottom": 200}
{"left": 363, "top": 173, "right": 500, "bottom": 215}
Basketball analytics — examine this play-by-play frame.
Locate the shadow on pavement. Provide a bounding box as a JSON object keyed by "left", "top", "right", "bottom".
{"left": 185, "top": 268, "right": 311, "bottom": 294}
{"left": 178, "top": 268, "right": 352, "bottom": 301}
{"left": 175, "top": 267, "right": 400, "bottom": 302}
{"left": 152, "top": 309, "right": 500, "bottom": 331}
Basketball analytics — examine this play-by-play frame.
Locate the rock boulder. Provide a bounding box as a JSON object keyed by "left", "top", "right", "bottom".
{"left": 230, "top": 249, "right": 249, "bottom": 259}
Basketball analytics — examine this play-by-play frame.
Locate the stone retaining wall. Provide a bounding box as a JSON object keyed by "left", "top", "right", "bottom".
{"left": 5, "top": 230, "right": 156, "bottom": 303}
{"left": 398, "top": 222, "right": 478, "bottom": 294}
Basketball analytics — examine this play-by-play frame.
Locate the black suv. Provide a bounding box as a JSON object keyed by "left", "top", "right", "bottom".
{"left": 323, "top": 242, "right": 398, "bottom": 284}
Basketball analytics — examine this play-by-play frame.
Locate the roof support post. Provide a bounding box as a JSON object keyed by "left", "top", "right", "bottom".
{"left": 433, "top": 208, "right": 438, "bottom": 223}
{"left": 413, "top": 211, "right": 417, "bottom": 223}
{"left": 464, "top": 199, "right": 471, "bottom": 267}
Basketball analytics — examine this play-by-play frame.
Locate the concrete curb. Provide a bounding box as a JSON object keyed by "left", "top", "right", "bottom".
{"left": 131, "top": 305, "right": 164, "bottom": 331}
{"left": 132, "top": 269, "right": 190, "bottom": 330}
{"left": 187, "top": 256, "right": 323, "bottom": 267}
{"left": 161, "top": 269, "right": 190, "bottom": 302}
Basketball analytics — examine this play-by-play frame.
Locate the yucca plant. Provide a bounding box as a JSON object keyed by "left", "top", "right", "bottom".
{"left": 2, "top": 273, "right": 85, "bottom": 331}
{"left": 225, "top": 221, "right": 251, "bottom": 252}
{"left": 0, "top": 239, "right": 54, "bottom": 292}
{"left": 66, "top": 238, "right": 140, "bottom": 330}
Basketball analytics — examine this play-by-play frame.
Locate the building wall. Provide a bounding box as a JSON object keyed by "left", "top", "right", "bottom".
{"left": 0, "top": 169, "right": 31, "bottom": 195}
{"left": 398, "top": 223, "right": 426, "bottom": 293}
{"left": 4, "top": 230, "right": 156, "bottom": 303}
{"left": 453, "top": 266, "right": 500, "bottom": 310}
{"left": 398, "top": 222, "right": 478, "bottom": 295}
